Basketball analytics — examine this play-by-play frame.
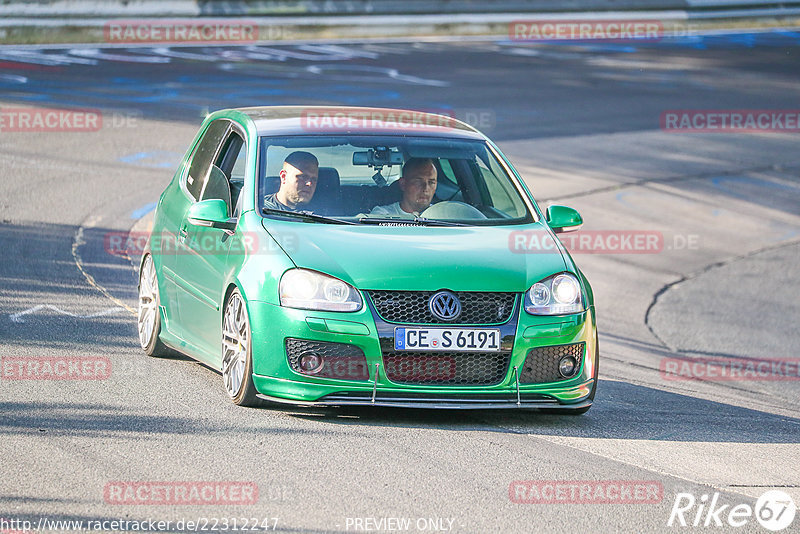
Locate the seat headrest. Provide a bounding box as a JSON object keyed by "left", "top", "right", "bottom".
{"left": 264, "top": 176, "right": 280, "bottom": 195}
{"left": 307, "top": 167, "right": 340, "bottom": 213}
{"left": 317, "top": 167, "right": 340, "bottom": 190}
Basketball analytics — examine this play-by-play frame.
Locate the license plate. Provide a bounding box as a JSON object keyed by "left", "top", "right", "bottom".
{"left": 394, "top": 327, "right": 501, "bottom": 352}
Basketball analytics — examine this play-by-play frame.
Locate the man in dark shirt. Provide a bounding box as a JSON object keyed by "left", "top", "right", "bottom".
{"left": 264, "top": 151, "right": 319, "bottom": 212}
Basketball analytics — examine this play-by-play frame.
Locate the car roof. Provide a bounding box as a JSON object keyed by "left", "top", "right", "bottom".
{"left": 233, "top": 106, "right": 485, "bottom": 140}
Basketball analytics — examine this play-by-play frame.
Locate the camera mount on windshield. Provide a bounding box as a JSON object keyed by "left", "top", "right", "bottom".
{"left": 352, "top": 146, "right": 403, "bottom": 186}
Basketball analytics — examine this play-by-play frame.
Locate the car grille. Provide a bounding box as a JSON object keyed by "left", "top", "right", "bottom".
{"left": 368, "top": 291, "right": 517, "bottom": 325}
{"left": 382, "top": 351, "right": 511, "bottom": 386}
{"left": 519, "top": 342, "right": 585, "bottom": 384}
{"left": 285, "top": 338, "right": 369, "bottom": 380}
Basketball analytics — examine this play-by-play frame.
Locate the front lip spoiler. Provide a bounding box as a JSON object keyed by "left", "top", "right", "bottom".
{"left": 256, "top": 393, "right": 591, "bottom": 410}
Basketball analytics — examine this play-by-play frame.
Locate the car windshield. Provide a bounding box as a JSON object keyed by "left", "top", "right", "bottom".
{"left": 258, "top": 135, "right": 535, "bottom": 225}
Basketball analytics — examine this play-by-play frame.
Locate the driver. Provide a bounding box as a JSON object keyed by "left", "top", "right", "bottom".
{"left": 370, "top": 158, "right": 437, "bottom": 217}
{"left": 264, "top": 151, "right": 319, "bottom": 212}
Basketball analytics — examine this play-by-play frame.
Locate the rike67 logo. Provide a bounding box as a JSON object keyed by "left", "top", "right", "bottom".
{"left": 668, "top": 490, "right": 796, "bottom": 531}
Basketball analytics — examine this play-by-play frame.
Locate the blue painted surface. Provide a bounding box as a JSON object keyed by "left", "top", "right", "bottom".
{"left": 119, "top": 151, "right": 182, "bottom": 169}
{"left": 711, "top": 176, "right": 800, "bottom": 199}
{"left": 0, "top": 72, "right": 403, "bottom": 119}
{"left": 615, "top": 191, "right": 634, "bottom": 208}
{"left": 497, "top": 30, "right": 800, "bottom": 51}
{"left": 131, "top": 202, "right": 157, "bottom": 219}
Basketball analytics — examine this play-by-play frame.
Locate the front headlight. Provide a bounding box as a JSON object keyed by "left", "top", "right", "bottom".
{"left": 279, "top": 269, "right": 362, "bottom": 312}
{"left": 524, "top": 273, "right": 584, "bottom": 315}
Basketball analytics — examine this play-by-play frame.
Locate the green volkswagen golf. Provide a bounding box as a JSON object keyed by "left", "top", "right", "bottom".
{"left": 137, "top": 106, "right": 598, "bottom": 412}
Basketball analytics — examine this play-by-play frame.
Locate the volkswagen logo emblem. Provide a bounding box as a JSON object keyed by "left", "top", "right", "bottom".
{"left": 429, "top": 291, "right": 461, "bottom": 322}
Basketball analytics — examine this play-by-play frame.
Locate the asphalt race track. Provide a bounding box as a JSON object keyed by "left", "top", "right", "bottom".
{"left": 1, "top": 33, "right": 799, "bottom": 533}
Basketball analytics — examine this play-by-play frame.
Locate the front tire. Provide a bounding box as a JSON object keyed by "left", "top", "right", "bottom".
{"left": 221, "top": 289, "right": 260, "bottom": 407}
{"left": 138, "top": 254, "right": 172, "bottom": 357}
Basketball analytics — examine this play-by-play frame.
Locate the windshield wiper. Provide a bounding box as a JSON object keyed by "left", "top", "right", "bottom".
{"left": 357, "top": 216, "right": 467, "bottom": 227}
{"left": 262, "top": 208, "right": 356, "bottom": 225}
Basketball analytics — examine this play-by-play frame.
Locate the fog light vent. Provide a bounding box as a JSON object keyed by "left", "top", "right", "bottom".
{"left": 286, "top": 338, "right": 369, "bottom": 381}
{"left": 520, "top": 342, "right": 584, "bottom": 384}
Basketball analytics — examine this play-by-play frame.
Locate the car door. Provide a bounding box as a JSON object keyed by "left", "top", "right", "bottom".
{"left": 159, "top": 119, "right": 229, "bottom": 342}
{"left": 175, "top": 125, "right": 246, "bottom": 364}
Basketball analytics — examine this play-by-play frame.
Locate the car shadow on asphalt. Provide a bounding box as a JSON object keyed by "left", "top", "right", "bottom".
{"left": 0, "top": 400, "right": 331, "bottom": 439}
{"left": 278, "top": 378, "right": 800, "bottom": 444}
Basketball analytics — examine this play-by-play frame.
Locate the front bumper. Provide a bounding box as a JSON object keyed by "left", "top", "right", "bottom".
{"left": 246, "top": 297, "right": 597, "bottom": 409}
{"left": 257, "top": 387, "right": 594, "bottom": 409}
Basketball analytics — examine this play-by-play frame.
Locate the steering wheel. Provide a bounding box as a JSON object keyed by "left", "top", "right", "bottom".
{"left": 421, "top": 201, "right": 487, "bottom": 220}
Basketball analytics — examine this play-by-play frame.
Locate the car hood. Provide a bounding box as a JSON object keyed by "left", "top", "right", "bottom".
{"left": 262, "top": 219, "right": 568, "bottom": 291}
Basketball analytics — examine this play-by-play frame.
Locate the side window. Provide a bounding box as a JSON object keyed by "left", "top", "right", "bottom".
{"left": 436, "top": 159, "right": 463, "bottom": 201}
{"left": 200, "top": 165, "right": 232, "bottom": 217}
{"left": 476, "top": 156, "right": 526, "bottom": 217}
{"left": 228, "top": 143, "right": 247, "bottom": 215}
{"left": 438, "top": 159, "right": 459, "bottom": 185}
{"left": 208, "top": 132, "right": 246, "bottom": 216}
{"left": 186, "top": 120, "right": 229, "bottom": 201}
{"left": 230, "top": 143, "right": 247, "bottom": 183}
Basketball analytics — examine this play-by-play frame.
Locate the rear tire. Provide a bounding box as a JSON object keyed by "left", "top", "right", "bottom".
{"left": 221, "top": 289, "right": 260, "bottom": 407}
{"left": 138, "top": 254, "right": 172, "bottom": 357}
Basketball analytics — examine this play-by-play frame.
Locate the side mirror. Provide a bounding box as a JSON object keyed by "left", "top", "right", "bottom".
{"left": 546, "top": 205, "right": 583, "bottom": 234}
{"left": 187, "top": 199, "right": 236, "bottom": 232}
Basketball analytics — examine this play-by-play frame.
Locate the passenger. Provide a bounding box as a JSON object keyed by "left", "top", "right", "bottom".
{"left": 264, "top": 151, "right": 319, "bottom": 212}
{"left": 370, "top": 158, "right": 437, "bottom": 218}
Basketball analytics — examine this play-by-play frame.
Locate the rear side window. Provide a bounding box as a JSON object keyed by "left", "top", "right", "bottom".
{"left": 186, "top": 120, "right": 229, "bottom": 200}
{"left": 229, "top": 142, "right": 247, "bottom": 183}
